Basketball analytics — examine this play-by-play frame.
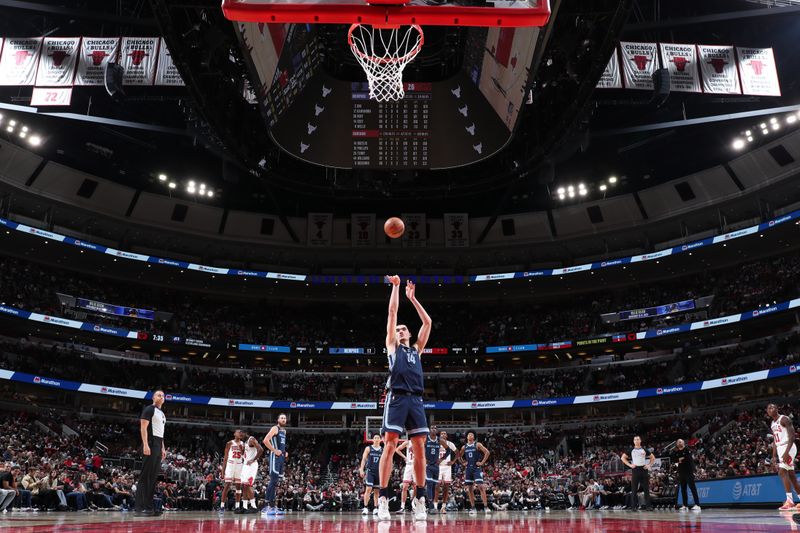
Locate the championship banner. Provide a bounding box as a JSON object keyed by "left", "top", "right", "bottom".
{"left": 75, "top": 37, "right": 119, "bottom": 85}
{"left": 154, "top": 38, "right": 184, "bottom": 86}
{"left": 0, "top": 37, "right": 42, "bottom": 86}
{"left": 307, "top": 213, "right": 333, "bottom": 246}
{"left": 351, "top": 213, "right": 375, "bottom": 247}
{"left": 620, "top": 41, "right": 658, "bottom": 90}
{"left": 401, "top": 213, "right": 426, "bottom": 247}
{"left": 737, "top": 47, "right": 781, "bottom": 97}
{"left": 596, "top": 50, "right": 622, "bottom": 89}
{"left": 35, "top": 37, "right": 80, "bottom": 86}
{"left": 120, "top": 37, "right": 159, "bottom": 86}
{"left": 444, "top": 213, "right": 470, "bottom": 248}
{"left": 659, "top": 43, "right": 700, "bottom": 93}
{"left": 698, "top": 45, "right": 741, "bottom": 94}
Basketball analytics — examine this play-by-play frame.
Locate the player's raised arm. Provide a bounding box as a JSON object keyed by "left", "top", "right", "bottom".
{"left": 386, "top": 275, "right": 401, "bottom": 352}
{"left": 405, "top": 280, "right": 432, "bottom": 353}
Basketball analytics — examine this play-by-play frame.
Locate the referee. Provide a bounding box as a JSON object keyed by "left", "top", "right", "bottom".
{"left": 670, "top": 439, "right": 701, "bottom": 511}
{"left": 134, "top": 390, "right": 167, "bottom": 517}
{"left": 621, "top": 435, "right": 655, "bottom": 511}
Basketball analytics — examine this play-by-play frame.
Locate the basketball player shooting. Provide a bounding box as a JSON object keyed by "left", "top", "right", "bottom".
{"left": 767, "top": 404, "right": 800, "bottom": 511}
{"left": 377, "top": 276, "right": 432, "bottom": 521}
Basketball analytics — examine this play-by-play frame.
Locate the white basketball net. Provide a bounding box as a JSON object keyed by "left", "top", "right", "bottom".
{"left": 348, "top": 23, "right": 424, "bottom": 102}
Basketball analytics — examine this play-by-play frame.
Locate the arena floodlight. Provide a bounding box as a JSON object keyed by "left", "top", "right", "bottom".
{"left": 168, "top": 182, "right": 177, "bottom": 189}
{"left": 788, "top": 115, "right": 797, "bottom": 125}
{"left": 578, "top": 183, "right": 586, "bottom": 189}
{"left": 732, "top": 139, "right": 745, "bottom": 150}
{"left": 578, "top": 188, "right": 587, "bottom": 196}
{"left": 762, "top": 128, "right": 769, "bottom": 135}
{"left": 608, "top": 176, "right": 617, "bottom": 184}
{"left": 207, "top": 190, "right": 214, "bottom": 198}
{"left": 28, "top": 135, "right": 41, "bottom": 146}
{"left": 568, "top": 190, "right": 575, "bottom": 198}
{"left": 599, "top": 184, "right": 607, "bottom": 191}
{"left": 747, "top": 136, "right": 754, "bottom": 142}
{"left": 9, "top": 120, "right": 16, "bottom": 126}
{"left": 158, "top": 173, "right": 167, "bottom": 181}
{"left": 188, "top": 180, "right": 196, "bottom": 187}
{"left": 199, "top": 183, "right": 206, "bottom": 189}
{"left": 760, "top": 122, "right": 767, "bottom": 129}
{"left": 567, "top": 185, "right": 575, "bottom": 192}
{"left": 21, "top": 126, "right": 28, "bottom": 132}
{"left": 745, "top": 130, "right": 752, "bottom": 136}
{"left": 187, "top": 186, "right": 196, "bottom": 194}
{"left": 6, "top": 126, "right": 12, "bottom": 133}
{"left": 770, "top": 117, "right": 777, "bottom": 124}
{"left": 772, "top": 123, "right": 780, "bottom": 131}
{"left": 19, "top": 131, "right": 26, "bottom": 138}
{"left": 557, "top": 187, "right": 565, "bottom": 194}
{"left": 558, "top": 193, "right": 565, "bottom": 200}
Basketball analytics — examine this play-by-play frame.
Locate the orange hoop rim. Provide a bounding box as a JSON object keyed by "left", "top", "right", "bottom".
{"left": 347, "top": 23, "right": 425, "bottom": 66}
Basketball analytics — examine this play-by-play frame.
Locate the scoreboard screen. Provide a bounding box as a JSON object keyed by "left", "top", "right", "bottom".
{"left": 270, "top": 73, "right": 510, "bottom": 170}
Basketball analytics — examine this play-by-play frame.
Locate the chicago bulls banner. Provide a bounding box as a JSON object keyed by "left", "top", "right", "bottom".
{"left": 737, "top": 47, "right": 780, "bottom": 97}
{"left": 659, "top": 43, "right": 700, "bottom": 93}
{"left": 0, "top": 37, "right": 42, "bottom": 86}
{"left": 351, "top": 214, "right": 376, "bottom": 247}
{"left": 75, "top": 37, "right": 119, "bottom": 85}
{"left": 35, "top": 37, "right": 80, "bottom": 86}
{"left": 620, "top": 41, "right": 658, "bottom": 90}
{"left": 596, "top": 50, "right": 622, "bottom": 89}
{"left": 154, "top": 38, "right": 184, "bottom": 86}
{"left": 401, "top": 213, "right": 427, "bottom": 248}
{"left": 444, "top": 213, "right": 470, "bottom": 248}
{"left": 307, "top": 213, "right": 333, "bottom": 247}
{"left": 120, "top": 36, "right": 159, "bottom": 85}
{"left": 698, "top": 45, "right": 741, "bottom": 94}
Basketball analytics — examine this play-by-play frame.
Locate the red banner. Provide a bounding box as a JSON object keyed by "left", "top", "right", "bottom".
{"left": 35, "top": 37, "right": 80, "bottom": 86}
{"left": 75, "top": 37, "right": 119, "bottom": 86}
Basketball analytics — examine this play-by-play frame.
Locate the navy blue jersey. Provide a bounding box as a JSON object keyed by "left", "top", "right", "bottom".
{"left": 425, "top": 435, "right": 440, "bottom": 464}
{"left": 387, "top": 343, "right": 424, "bottom": 395}
{"left": 465, "top": 442, "right": 480, "bottom": 466}
{"left": 367, "top": 445, "right": 382, "bottom": 472}
{"left": 270, "top": 427, "right": 286, "bottom": 455}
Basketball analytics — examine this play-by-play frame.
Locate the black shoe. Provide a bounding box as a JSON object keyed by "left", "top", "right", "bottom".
{"left": 233, "top": 507, "right": 244, "bottom": 514}
{"left": 134, "top": 510, "right": 155, "bottom": 517}
{"left": 153, "top": 510, "right": 163, "bottom": 516}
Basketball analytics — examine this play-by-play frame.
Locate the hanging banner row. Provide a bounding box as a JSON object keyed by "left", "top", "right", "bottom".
{"left": 597, "top": 42, "right": 780, "bottom": 96}
{"left": 0, "top": 36, "right": 184, "bottom": 87}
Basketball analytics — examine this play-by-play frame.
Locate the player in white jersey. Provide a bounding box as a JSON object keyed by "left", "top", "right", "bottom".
{"left": 239, "top": 431, "right": 263, "bottom": 514}
{"left": 767, "top": 404, "right": 800, "bottom": 511}
{"left": 395, "top": 440, "right": 416, "bottom": 513}
{"left": 219, "top": 429, "right": 245, "bottom": 514}
{"left": 434, "top": 430, "right": 458, "bottom": 513}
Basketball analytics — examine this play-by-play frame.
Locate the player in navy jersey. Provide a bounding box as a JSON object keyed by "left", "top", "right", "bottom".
{"left": 457, "top": 431, "right": 491, "bottom": 515}
{"left": 359, "top": 434, "right": 383, "bottom": 515}
{"left": 262, "top": 413, "right": 288, "bottom": 516}
{"left": 424, "top": 424, "right": 441, "bottom": 508}
{"left": 377, "top": 276, "right": 432, "bottom": 521}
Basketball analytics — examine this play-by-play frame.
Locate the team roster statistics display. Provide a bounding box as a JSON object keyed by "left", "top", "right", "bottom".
{"left": 351, "top": 82, "right": 431, "bottom": 168}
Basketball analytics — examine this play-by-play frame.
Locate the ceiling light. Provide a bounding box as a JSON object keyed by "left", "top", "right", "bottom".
{"left": 28, "top": 135, "right": 41, "bottom": 146}
{"left": 731, "top": 139, "right": 745, "bottom": 150}
{"left": 760, "top": 123, "right": 767, "bottom": 129}
{"left": 568, "top": 190, "right": 575, "bottom": 198}
{"left": 558, "top": 194, "right": 565, "bottom": 200}
{"left": 578, "top": 183, "right": 586, "bottom": 189}
{"left": 747, "top": 136, "right": 754, "bottom": 142}
{"left": 608, "top": 176, "right": 617, "bottom": 184}
{"left": 19, "top": 131, "right": 26, "bottom": 138}
{"left": 21, "top": 126, "right": 28, "bottom": 132}
{"left": 207, "top": 190, "right": 214, "bottom": 198}
{"left": 187, "top": 186, "right": 196, "bottom": 194}
{"left": 772, "top": 123, "right": 780, "bottom": 130}
{"left": 158, "top": 173, "right": 167, "bottom": 181}
{"left": 578, "top": 188, "right": 587, "bottom": 196}
{"left": 168, "top": 182, "right": 176, "bottom": 189}
{"left": 9, "top": 120, "right": 16, "bottom": 126}
{"left": 188, "top": 180, "right": 195, "bottom": 187}
{"left": 745, "top": 130, "right": 752, "bottom": 136}
{"left": 198, "top": 189, "right": 206, "bottom": 196}
{"left": 762, "top": 129, "right": 769, "bottom": 135}
{"left": 6, "top": 126, "right": 12, "bottom": 132}
{"left": 599, "top": 184, "right": 607, "bottom": 191}
{"left": 199, "top": 183, "right": 206, "bottom": 189}
{"left": 788, "top": 115, "right": 797, "bottom": 125}
{"left": 770, "top": 117, "right": 777, "bottom": 124}
{"left": 567, "top": 185, "right": 574, "bottom": 192}
{"left": 557, "top": 187, "right": 565, "bottom": 194}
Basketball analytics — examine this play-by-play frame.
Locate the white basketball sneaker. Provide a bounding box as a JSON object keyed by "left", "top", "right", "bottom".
{"left": 412, "top": 497, "right": 427, "bottom": 520}
{"left": 377, "top": 497, "right": 391, "bottom": 521}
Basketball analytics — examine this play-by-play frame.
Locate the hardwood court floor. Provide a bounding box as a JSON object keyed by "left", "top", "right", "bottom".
{"left": 2, "top": 509, "right": 800, "bottom": 532}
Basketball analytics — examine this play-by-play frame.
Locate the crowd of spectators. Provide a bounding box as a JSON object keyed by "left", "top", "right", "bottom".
{"left": 1, "top": 250, "right": 799, "bottom": 348}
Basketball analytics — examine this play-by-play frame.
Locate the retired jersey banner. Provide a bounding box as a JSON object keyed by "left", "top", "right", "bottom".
{"left": 307, "top": 213, "right": 333, "bottom": 246}
{"left": 659, "top": 43, "right": 700, "bottom": 93}
{"left": 596, "top": 50, "right": 622, "bottom": 89}
{"left": 698, "top": 45, "right": 741, "bottom": 94}
{"left": 0, "top": 38, "right": 42, "bottom": 86}
{"left": 737, "top": 47, "right": 781, "bottom": 97}
{"left": 120, "top": 37, "right": 159, "bottom": 85}
{"left": 35, "top": 37, "right": 80, "bottom": 86}
{"left": 75, "top": 37, "right": 119, "bottom": 85}
{"left": 30, "top": 87, "right": 72, "bottom": 106}
{"left": 620, "top": 41, "right": 658, "bottom": 90}
{"left": 351, "top": 214, "right": 376, "bottom": 247}
{"left": 401, "top": 213, "right": 426, "bottom": 248}
{"left": 444, "top": 213, "right": 470, "bottom": 248}
{"left": 154, "top": 38, "right": 184, "bottom": 86}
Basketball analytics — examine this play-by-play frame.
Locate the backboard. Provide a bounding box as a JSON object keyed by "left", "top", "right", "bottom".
{"left": 222, "top": 0, "right": 551, "bottom": 28}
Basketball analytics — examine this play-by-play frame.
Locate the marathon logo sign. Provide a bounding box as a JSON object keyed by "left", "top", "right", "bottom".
{"left": 92, "top": 325, "right": 122, "bottom": 335}
{"left": 476, "top": 273, "right": 516, "bottom": 281}
{"left": 267, "top": 273, "right": 307, "bottom": 281}
{"left": 531, "top": 399, "right": 558, "bottom": 407}
{"left": 72, "top": 240, "right": 101, "bottom": 251}
{"left": 236, "top": 270, "right": 260, "bottom": 277}
{"left": 523, "top": 271, "right": 546, "bottom": 277}
{"left": 157, "top": 258, "right": 181, "bottom": 267}
{"left": 228, "top": 399, "right": 256, "bottom": 407}
{"left": 99, "top": 386, "right": 129, "bottom": 396}
{"left": 655, "top": 327, "right": 682, "bottom": 336}
{"left": 721, "top": 375, "right": 749, "bottom": 386}
{"left": 599, "top": 259, "right": 624, "bottom": 268}
{"left": 41, "top": 315, "right": 73, "bottom": 327}
{"left": 656, "top": 386, "right": 683, "bottom": 395}
{"left": 0, "top": 306, "right": 23, "bottom": 317}
{"left": 290, "top": 403, "right": 316, "bottom": 409}
{"left": 111, "top": 250, "right": 146, "bottom": 261}
{"left": 699, "top": 316, "right": 738, "bottom": 328}
{"left": 165, "top": 394, "right": 193, "bottom": 402}
{"left": 26, "top": 227, "right": 62, "bottom": 240}
{"left": 751, "top": 306, "right": 779, "bottom": 317}
{"left": 768, "top": 215, "right": 792, "bottom": 227}
{"left": 350, "top": 403, "right": 373, "bottom": 409}
{"left": 33, "top": 376, "right": 61, "bottom": 387}
{"left": 680, "top": 242, "right": 705, "bottom": 252}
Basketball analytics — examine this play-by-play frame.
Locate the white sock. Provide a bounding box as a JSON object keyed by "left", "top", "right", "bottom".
{"left": 235, "top": 501, "right": 240, "bottom": 508}
{"left": 249, "top": 499, "right": 256, "bottom": 508}
{"left": 787, "top": 493, "right": 794, "bottom": 502}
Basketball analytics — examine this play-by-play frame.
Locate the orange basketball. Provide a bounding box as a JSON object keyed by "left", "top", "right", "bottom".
{"left": 384, "top": 217, "right": 405, "bottom": 239}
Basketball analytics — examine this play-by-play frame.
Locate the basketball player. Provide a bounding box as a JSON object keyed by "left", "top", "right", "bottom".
{"left": 434, "top": 430, "right": 458, "bottom": 513}
{"left": 262, "top": 413, "right": 289, "bottom": 516}
{"left": 395, "top": 439, "right": 417, "bottom": 512}
{"left": 458, "top": 431, "right": 491, "bottom": 515}
{"left": 359, "top": 434, "right": 382, "bottom": 515}
{"left": 240, "top": 431, "right": 263, "bottom": 514}
{"left": 767, "top": 404, "right": 800, "bottom": 511}
{"left": 218, "top": 429, "right": 245, "bottom": 515}
{"left": 377, "top": 276, "right": 432, "bottom": 521}
{"left": 424, "top": 424, "right": 441, "bottom": 509}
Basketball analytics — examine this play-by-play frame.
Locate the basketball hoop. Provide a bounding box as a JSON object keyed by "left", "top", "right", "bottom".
{"left": 348, "top": 23, "right": 424, "bottom": 102}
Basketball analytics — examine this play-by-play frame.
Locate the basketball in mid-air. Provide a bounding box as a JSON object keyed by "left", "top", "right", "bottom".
{"left": 384, "top": 217, "right": 405, "bottom": 239}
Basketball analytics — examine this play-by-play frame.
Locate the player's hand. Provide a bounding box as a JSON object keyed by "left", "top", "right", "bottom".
{"left": 274, "top": 450, "right": 283, "bottom": 457}
{"left": 143, "top": 444, "right": 151, "bottom": 456}
{"left": 783, "top": 453, "right": 791, "bottom": 465}
{"left": 405, "top": 279, "right": 416, "bottom": 300}
{"left": 359, "top": 471, "right": 365, "bottom": 479}
{"left": 247, "top": 460, "right": 255, "bottom": 466}
{"left": 162, "top": 447, "right": 167, "bottom": 460}
{"left": 387, "top": 275, "right": 401, "bottom": 286}
{"left": 644, "top": 465, "right": 651, "bottom": 471}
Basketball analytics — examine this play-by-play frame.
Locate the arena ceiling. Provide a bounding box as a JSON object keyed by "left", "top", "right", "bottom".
{"left": 0, "top": 1, "right": 798, "bottom": 217}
